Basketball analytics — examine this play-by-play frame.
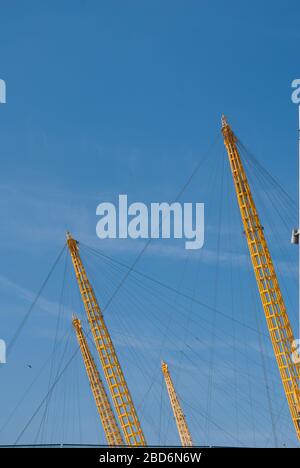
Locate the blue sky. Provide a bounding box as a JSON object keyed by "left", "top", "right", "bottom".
{"left": 0, "top": 1, "right": 299, "bottom": 447}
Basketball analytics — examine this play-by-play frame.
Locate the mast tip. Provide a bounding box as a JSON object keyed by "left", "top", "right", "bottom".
{"left": 221, "top": 114, "right": 228, "bottom": 127}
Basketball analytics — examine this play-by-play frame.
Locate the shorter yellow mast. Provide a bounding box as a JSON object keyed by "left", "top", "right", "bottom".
{"left": 161, "top": 361, "right": 193, "bottom": 447}
{"left": 72, "top": 316, "right": 124, "bottom": 446}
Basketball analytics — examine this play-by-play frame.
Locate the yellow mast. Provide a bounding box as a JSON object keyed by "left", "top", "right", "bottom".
{"left": 222, "top": 116, "right": 300, "bottom": 440}
{"left": 72, "top": 316, "right": 124, "bottom": 446}
{"left": 161, "top": 361, "right": 193, "bottom": 447}
{"left": 67, "top": 233, "right": 146, "bottom": 446}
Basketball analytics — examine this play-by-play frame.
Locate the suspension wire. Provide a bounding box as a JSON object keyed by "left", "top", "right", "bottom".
{"left": 239, "top": 141, "right": 296, "bottom": 252}
{"left": 240, "top": 234, "right": 280, "bottom": 447}
{"left": 81, "top": 251, "right": 271, "bottom": 443}
{"left": 205, "top": 150, "right": 225, "bottom": 444}
{"left": 82, "top": 242, "right": 291, "bottom": 392}
{"left": 13, "top": 326, "right": 75, "bottom": 446}
{"left": 81, "top": 245, "right": 292, "bottom": 442}
{"left": 227, "top": 141, "right": 290, "bottom": 445}
{"left": 13, "top": 134, "right": 295, "bottom": 445}
{"left": 180, "top": 396, "right": 246, "bottom": 447}
{"left": 162, "top": 140, "right": 224, "bottom": 445}
{"left": 7, "top": 243, "right": 67, "bottom": 355}
{"left": 82, "top": 245, "right": 292, "bottom": 401}
{"left": 246, "top": 170, "right": 298, "bottom": 320}
{"left": 236, "top": 138, "right": 296, "bottom": 210}
{"left": 82, "top": 259, "right": 163, "bottom": 435}
{"left": 237, "top": 142, "right": 298, "bottom": 329}
{"left": 99, "top": 137, "right": 219, "bottom": 316}
{"left": 81, "top": 244, "right": 271, "bottom": 339}
{"left": 223, "top": 154, "right": 240, "bottom": 443}
{"left": 251, "top": 287, "right": 279, "bottom": 447}
{"left": 36, "top": 249, "right": 69, "bottom": 442}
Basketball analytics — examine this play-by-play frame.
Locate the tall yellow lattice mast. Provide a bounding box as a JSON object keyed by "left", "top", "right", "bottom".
{"left": 161, "top": 361, "right": 193, "bottom": 447}
{"left": 72, "top": 316, "right": 124, "bottom": 446}
{"left": 222, "top": 116, "right": 300, "bottom": 440}
{"left": 67, "top": 233, "right": 146, "bottom": 446}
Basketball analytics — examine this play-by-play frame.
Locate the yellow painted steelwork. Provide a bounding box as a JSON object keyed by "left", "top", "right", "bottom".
{"left": 72, "top": 316, "right": 124, "bottom": 446}
{"left": 67, "top": 233, "right": 146, "bottom": 446}
{"left": 222, "top": 116, "right": 300, "bottom": 440}
{"left": 161, "top": 361, "right": 193, "bottom": 447}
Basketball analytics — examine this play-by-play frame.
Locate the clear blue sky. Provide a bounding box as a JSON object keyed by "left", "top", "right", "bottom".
{"left": 0, "top": 1, "right": 299, "bottom": 447}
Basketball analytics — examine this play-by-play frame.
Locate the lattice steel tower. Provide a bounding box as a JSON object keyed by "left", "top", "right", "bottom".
{"left": 67, "top": 233, "right": 146, "bottom": 446}
{"left": 72, "top": 316, "right": 124, "bottom": 446}
{"left": 222, "top": 116, "right": 300, "bottom": 440}
{"left": 161, "top": 361, "right": 193, "bottom": 446}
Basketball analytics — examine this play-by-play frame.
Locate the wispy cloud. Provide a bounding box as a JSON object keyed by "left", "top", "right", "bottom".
{"left": 0, "top": 274, "right": 71, "bottom": 318}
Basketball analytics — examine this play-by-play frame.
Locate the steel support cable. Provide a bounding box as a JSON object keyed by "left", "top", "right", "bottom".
{"left": 84, "top": 316, "right": 161, "bottom": 440}
{"left": 81, "top": 244, "right": 272, "bottom": 339}
{"left": 161, "top": 148, "right": 224, "bottom": 445}
{"left": 236, "top": 139, "right": 296, "bottom": 210}
{"left": 75, "top": 353, "right": 83, "bottom": 443}
{"left": 181, "top": 398, "right": 246, "bottom": 447}
{"left": 227, "top": 140, "right": 283, "bottom": 445}
{"left": 81, "top": 253, "right": 162, "bottom": 392}
{"left": 0, "top": 324, "right": 71, "bottom": 436}
{"left": 238, "top": 149, "right": 298, "bottom": 322}
{"left": 244, "top": 245, "right": 279, "bottom": 447}
{"left": 81, "top": 249, "right": 270, "bottom": 438}
{"left": 248, "top": 162, "right": 297, "bottom": 256}
{"left": 180, "top": 346, "right": 293, "bottom": 430}
{"left": 163, "top": 145, "right": 223, "bottom": 445}
{"left": 81, "top": 245, "right": 290, "bottom": 394}
{"left": 265, "top": 399, "right": 299, "bottom": 447}
{"left": 180, "top": 397, "right": 246, "bottom": 447}
{"left": 82, "top": 244, "right": 289, "bottom": 394}
{"left": 106, "top": 265, "right": 286, "bottom": 422}
{"left": 98, "top": 137, "right": 219, "bottom": 315}
{"left": 36, "top": 329, "right": 73, "bottom": 444}
{"left": 14, "top": 329, "right": 75, "bottom": 446}
{"left": 249, "top": 182, "right": 298, "bottom": 315}
{"left": 38, "top": 249, "right": 69, "bottom": 442}
{"left": 84, "top": 294, "right": 162, "bottom": 437}
{"left": 227, "top": 157, "right": 288, "bottom": 442}
{"left": 13, "top": 248, "right": 154, "bottom": 443}
{"left": 82, "top": 254, "right": 282, "bottom": 382}
{"left": 248, "top": 174, "right": 295, "bottom": 263}
{"left": 73, "top": 141, "right": 221, "bottom": 429}
{"left": 227, "top": 148, "right": 296, "bottom": 444}
{"left": 83, "top": 246, "right": 260, "bottom": 367}
{"left": 223, "top": 162, "right": 240, "bottom": 443}
{"left": 226, "top": 166, "right": 257, "bottom": 446}
{"left": 238, "top": 146, "right": 297, "bottom": 249}
{"left": 159, "top": 255, "right": 191, "bottom": 446}
{"left": 49, "top": 327, "right": 74, "bottom": 442}
{"left": 7, "top": 243, "right": 67, "bottom": 354}
{"left": 11, "top": 137, "right": 229, "bottom": 444}
{"left": 205, "top": 152, "right": 226, "bottom": 444}
{"left": 240, "top": 153, "right": 297, "bottom": 275}
{"left": 252, "top": 290, "right": 279, "bottom": 447}
{"left": 93, "top": 254, "right": 249, "bottom": 380}
{"left": 240, "top": 143, "right": 296, "bottom": 239}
